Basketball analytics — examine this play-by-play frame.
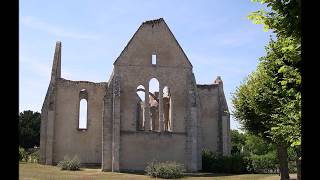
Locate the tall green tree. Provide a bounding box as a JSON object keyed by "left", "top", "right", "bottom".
{"left": 19, "top": 110, "right": 41, "bottom": 148}
{"left": 233, "top": 0, "right": 301, "bottom": 179}
{"left": 248, "top": 0, "right": 301, "bottom": 153}
{"left": 233, "top": 58, "right": 291, "bottom": 180}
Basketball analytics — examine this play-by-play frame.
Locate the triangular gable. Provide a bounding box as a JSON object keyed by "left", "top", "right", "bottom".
{"left": 113, "top": 18, "right": 193, "bottom": 68}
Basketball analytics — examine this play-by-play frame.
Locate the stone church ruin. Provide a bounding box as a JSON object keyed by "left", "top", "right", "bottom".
{"left": 40, "top": 18, "right": 231, "bottom": 172}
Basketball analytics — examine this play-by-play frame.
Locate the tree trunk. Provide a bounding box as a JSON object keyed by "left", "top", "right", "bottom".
{"left": 277, "top": 144, "right": 290, "bottom": 180}
{"left": 296, "top": 158, "right": 301, "bottom": 180}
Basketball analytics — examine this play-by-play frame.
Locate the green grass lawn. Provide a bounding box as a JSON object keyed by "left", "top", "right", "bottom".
{"left": 19, "top": 162, "right": 295, "bottom": 180}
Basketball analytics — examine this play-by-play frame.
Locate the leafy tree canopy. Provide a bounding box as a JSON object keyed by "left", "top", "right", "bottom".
{"left": 231, "top": 130, "right": 246, "bottom": 154}
{"left": 19, "top": 110, "right": 41, "bottom": 148}
{"left": 233, "top": 0, "right": 301, "bottom": 148}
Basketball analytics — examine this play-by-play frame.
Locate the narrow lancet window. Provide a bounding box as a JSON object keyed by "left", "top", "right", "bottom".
{"left": 79, "top": 99, "right": 88, "bottom": 129}
{"left": 79, "top": 89, "right": 88, "bottom": 130}
{"left": 152, "top": 52, "right": 157, "bottom": 65}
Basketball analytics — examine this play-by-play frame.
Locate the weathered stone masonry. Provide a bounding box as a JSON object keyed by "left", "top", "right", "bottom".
{"left": 40, "top": 18, "right": 231, "bottom": 172}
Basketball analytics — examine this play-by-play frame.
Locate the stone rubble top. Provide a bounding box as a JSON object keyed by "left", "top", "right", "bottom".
{"left": 142, "top": 18, "right": 164, "bottom": 25}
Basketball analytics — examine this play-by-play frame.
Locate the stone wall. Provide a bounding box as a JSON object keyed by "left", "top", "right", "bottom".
{"left": 197, "top": 84, "right": 220, "bottom": 153}
{"left": 197, "top": 78, "right": 231, "bottom": 156}
{"left": 52, "top": 79, "right": 107, "bottom": 165}
{"left": 108, "top": 18, "right": 200, "bottom": 171}
{"left": 40, "top": 18, "right": 230, "bottom": 172}
{"left": 119, "top": 131, "right": 187, "bottom": 171}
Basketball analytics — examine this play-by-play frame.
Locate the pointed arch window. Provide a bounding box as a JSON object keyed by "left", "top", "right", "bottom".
{"left": 136, "top": 85, "right": 146, "bottom": 130}
{"left": 149, "top": 78, "right": 159, "bottom": 131}
{"left": 162, "top": 86, "right": 172, "bottom": 131}
{"left": 78, "top": 89, "right": 88, "bottom": 130}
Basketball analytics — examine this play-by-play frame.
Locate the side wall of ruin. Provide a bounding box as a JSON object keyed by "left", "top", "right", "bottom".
{"left": 197, "top": 84, "right": 219, "bottom": 153}
{"left": 51, "top": 78, "right": 107, "bottom": 165}
{"left": 197, "top": 82, "right": 231, "bottom": 156}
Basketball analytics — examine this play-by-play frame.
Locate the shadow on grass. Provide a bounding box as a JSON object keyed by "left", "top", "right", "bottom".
{"left": 184, "top": 172, "right": 235, "bottom": 177}
{"left": 112, "top": 170, "right": 235, "bottom": 177}
{"left": 117, "top": 170, "right": 146, "bottom": 175}
{"left": 76, "top": 166, "right": 299, "bottom": 180}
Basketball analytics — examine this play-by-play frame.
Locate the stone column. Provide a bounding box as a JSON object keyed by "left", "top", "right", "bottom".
{"left": 215, "top": 76, "right": 225, "bottom": 156}
{"left": 222, "top": 113, "right": 230, "bottom": 156}
{"left": 142, "top": 103, "right": 145, "bottom": 129}
{"left": 186, "top": 73, "right": 199, "bottom": 172}
{"left": 158, "top": 84, "right": 164, "bottom": 132}
{"left": 112, "top": 75, "right": 120, "bottom": 171}
{"left": 39, "top": 109, "right": 47, "bottom": 164}
{"left": 45, "top": 108, "right": 55, "bottom": 165}
{"left": 144, "top": 83, "right": 151, "bottom": 131}
{"left": 45, "top": 89, "right": 57, "bottom": 165}
{"left": 102, "top": 87, "right": 113, "bottom": 171}
{"left": 40, "top": 41, "right": 61, "bottom": 165}
{"left": 169, "top": 97, "right": 173, "bottom": 131}
{"left": 217, "top": 86, "right": 223, "bottom": 156}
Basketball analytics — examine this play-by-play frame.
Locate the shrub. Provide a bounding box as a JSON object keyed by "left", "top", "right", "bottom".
{"left": 19, "top": 146, "right": 27, "bottom": 161}
{"left": 249, "top": 152, "right": 277, "bottom": 173}
{"left": 27, "top": 149, "right": 40, "bottom": 163}
{"left": 202, "top": 149, "right": 249, "bottom": 174}
{"left": 57, "top": 155, "right": 81, "bottom": 171}
{"left": 145, "top": 160, "right": 185, "bottom": 179}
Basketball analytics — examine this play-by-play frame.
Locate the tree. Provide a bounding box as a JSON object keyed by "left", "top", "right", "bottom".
{"left": 232, "top": 64, "right": 291, "bottom": 179}
{"left": 232, "top": 0, "right": 301, "bottom": 179}
{"left": 19, "top": 110, "right": 41, "bottom": 148}
{"left": 244, "top": 133, "right": 275, "bottom": 156}
{"left": 259, "top": 32, "right": 301, "bottom": 180}
{"left": 231, "top": 130, "right": 246, "bottom": 155}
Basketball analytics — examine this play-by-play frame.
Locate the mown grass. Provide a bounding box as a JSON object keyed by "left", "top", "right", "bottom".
{"left": 19, "top": 162, "right": 295, "bottom": 180}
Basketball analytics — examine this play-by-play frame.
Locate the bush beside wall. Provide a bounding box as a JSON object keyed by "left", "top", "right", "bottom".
{"left": 249, "top": 153, "right": 277, "bottom": 173}
{"left": 19, "top": 147, "right": 39, "bottom": 163}
{"left": 57, "top": 156, "right": 81, "bottom": 171}
{"left": 145, "top": 160, "right": 185, "bottom": 179}
{"left": 19, "top": 147, "right": 27, "bottom": 161}
{"left": 202, "top": 149, "right": 248, "bottom": 174}
{"left": 201, "top": 149, "right": 294, "bottom": 174}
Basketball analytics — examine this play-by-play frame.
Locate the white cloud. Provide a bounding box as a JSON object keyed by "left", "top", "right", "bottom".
{"left": 20, "top": 16, "right": 100, "bottom": 40}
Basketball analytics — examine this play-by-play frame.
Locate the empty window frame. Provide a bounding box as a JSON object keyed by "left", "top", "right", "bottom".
{"left": 136, "top": 85, "right": 146, "bottom": 130}
{"left": 79, "top": 89, "right": 88, "bottom": 130}
{"left": 163, "top": 86, "right": 172, "bottom": 131}
{"left": 152, "top": 51, "right": 157, "bottom": 65}
{"left": 149, "top": 78, "right": 159, "bottom": 131}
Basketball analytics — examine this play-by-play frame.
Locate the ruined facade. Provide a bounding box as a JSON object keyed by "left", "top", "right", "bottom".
{"left": 40, "top": 18, "right": 231, "bottom": 172}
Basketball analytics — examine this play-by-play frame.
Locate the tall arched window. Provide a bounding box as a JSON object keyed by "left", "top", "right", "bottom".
{"left": 79, "top": 89, "right": 88, "bottom": 130}
{"left": 136, "top": 85, "right": 145, "bottom": 130}
{"left": 149, "top": 78, "right": 159, "bottom": 131}
{"left": 163, "top": 86, "right": 172, "bottom": 131}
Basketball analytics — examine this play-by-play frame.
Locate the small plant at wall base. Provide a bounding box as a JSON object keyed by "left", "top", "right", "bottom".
{"left": 57, "top": 155, "right": 81, "bottom": 171}
{"left": 24, "top": 148, "right": 40, "bottom": 163}
{"left": 19, "top": 147, "right": 40, "bottom": 163}
{"left": 19, "top": 146, "right": 27, "bottom": 162}
{"left": 145, "top": 160, "right": 185, "bottom": 179}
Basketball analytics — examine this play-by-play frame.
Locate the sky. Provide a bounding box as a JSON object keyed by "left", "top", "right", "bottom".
{"left": 19, "top": 0, "right": 271, "bottom": 130}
